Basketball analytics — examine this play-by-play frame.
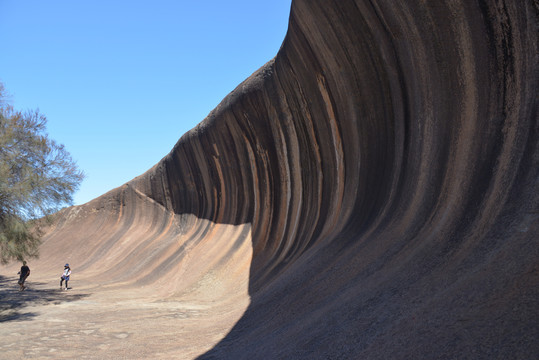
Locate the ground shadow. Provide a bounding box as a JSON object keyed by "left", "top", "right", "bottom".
{"left": 0, "top": 275, "right": 89, "bottom": 322}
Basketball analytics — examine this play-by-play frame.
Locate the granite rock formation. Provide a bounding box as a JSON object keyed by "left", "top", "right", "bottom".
{"left": 23, "top": 0, "right": 539, "bottom": 358}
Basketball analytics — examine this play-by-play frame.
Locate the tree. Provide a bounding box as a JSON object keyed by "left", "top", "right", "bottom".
{"left": 0, "top": 83, "right": 84, "bottom": 264}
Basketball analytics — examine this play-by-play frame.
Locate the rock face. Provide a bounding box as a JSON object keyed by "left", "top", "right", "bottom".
{"left": 34, "top": 0, "right": 539, "bottom": 358}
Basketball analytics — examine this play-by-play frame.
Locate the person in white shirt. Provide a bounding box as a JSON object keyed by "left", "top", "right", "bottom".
{"left": 60, "top": 264, "right": 71, "bottom": 290}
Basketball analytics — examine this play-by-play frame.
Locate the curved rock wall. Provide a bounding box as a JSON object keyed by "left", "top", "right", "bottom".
{"left": 36, "top": 0, "right": 538, "bottom": 358}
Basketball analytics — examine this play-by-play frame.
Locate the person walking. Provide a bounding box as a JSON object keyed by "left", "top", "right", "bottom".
{"left": 60, "top": 264, "right": 71, "bottom": 290}
{"left": 18, "top": 261, "right": 30, "bottom": 291}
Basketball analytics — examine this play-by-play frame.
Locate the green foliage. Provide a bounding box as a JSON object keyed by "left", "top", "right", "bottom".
{"left": 0, "top": 83, "right": 84, "bottom": 264}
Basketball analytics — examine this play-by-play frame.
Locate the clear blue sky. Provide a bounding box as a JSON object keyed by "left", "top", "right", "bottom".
{"left": 0, "top": 0, "right": 292, "bottom": 205}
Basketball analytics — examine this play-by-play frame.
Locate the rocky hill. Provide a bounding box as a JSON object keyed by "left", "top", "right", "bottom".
{"left": 11, "top": 0, "right": 538, "bottom": 358}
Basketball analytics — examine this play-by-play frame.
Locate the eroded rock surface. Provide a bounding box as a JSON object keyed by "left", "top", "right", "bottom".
{"left": 2, "top": 0, "right": 538, "bottom": 359}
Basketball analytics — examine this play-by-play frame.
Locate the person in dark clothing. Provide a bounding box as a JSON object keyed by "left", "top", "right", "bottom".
{"left": 18, "top": 261, "right": 30, "bottom": 291}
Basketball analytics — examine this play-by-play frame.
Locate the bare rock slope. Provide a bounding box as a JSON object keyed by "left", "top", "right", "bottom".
{"left": 25, "top": 0, "right": 539, "bottom": 358}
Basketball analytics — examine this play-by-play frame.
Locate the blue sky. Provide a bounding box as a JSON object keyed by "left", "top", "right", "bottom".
{"left": 0, "top": 0, "right": 291, "bottom": 205}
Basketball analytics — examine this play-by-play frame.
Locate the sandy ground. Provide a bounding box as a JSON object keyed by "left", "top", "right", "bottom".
{"left": 0, "top": 274, "right": 250, "bottom": 359}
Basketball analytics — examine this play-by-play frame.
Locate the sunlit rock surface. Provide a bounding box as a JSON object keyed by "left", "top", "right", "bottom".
{"left": 9, "top": 0, "right": 539, "bottom": 358}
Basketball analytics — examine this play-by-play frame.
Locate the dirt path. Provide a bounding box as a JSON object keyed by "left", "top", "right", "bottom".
{"left": 0, "top": 275, "right": 249, "bottom": 359}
